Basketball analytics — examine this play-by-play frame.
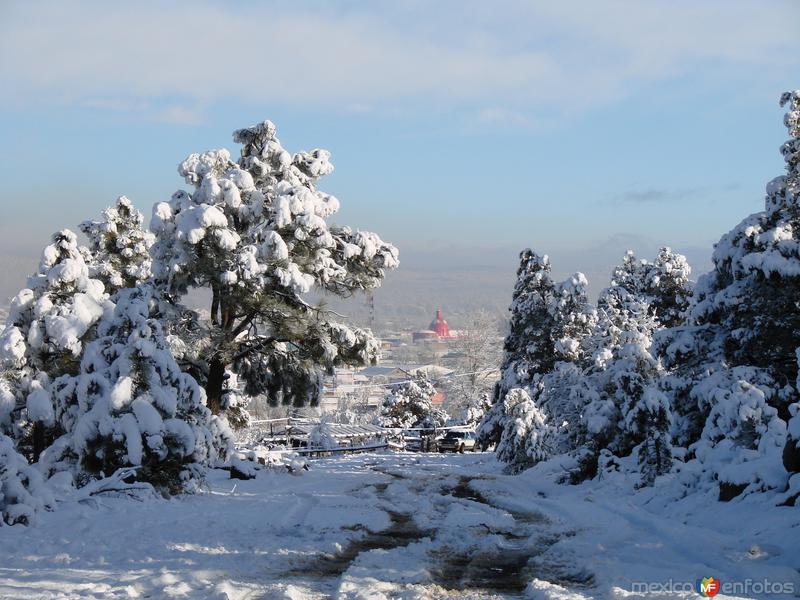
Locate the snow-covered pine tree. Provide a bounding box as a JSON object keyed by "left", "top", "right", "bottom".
{"left": 149, "top": 120, "right": 398, "bottom": 414}
{"left": 676, "top": 90, "right": 800, "bottom": 495}
{"left": 573, "top": 282, "right": 672, "bottom": 485}
{"left": 478, "top": 250, "right": 554, "bottom": 449}
{"left": 690, "top": 367, "right": 786, "bottom": 499}
{"left": 785, "top": 352, "right": 800, "bottom": 502}
{"left": 526, "top": 272, "right": 596, "bottom": 459}
{"left": 785, "top": 348, "right": 800, "bottom": 484}
{"left": 495, "top": 388, "right": 549, "bottom": 473}
{"left": 377, "top": 376, "right": 446, "bottom": 429}
{"left": 0, "top": 230, "right": 111, "bottom": 461}
{"left": 610, "top": 248, "right": 692, "bottom": 329}
{"left": 578, "top": 248, "right": 687, "bottom": 486}
{"left": 49, "top": 285, "right": 232, "bottom": 493}
{"left": 549, "top": 272, "right": 596, "bottom": 364}
{"left": 80, "top": 196, "right": 154, "bottom": 294}
{"left": 692, "top": 91, "right": 800, "bottom": 408}
{"left": 500, "top": 250, "right": 556, "bottom": 393}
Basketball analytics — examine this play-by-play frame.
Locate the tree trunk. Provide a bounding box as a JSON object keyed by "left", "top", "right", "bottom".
{"left": 206, "top": 355, "right": 226, "bottom": 415}
{"left": 32, "top": 421, "right": 45, "bottom": 463}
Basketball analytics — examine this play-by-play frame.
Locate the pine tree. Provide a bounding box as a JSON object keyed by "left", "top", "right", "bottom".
{"left": 377, "top": 376, "right": 445, "bottom": 429}
{"left": 572, "top": 279, "right": 672, "bottom": 484}
{"left": 609, "top": 248, "right": 692, "bottom": 329}
{"left": 495, "top": 388, "right": 549, "bottom": 473}
{"left": 496, "top": 250, "right": 556, "bottom": 398}
{"left": 689, "top": 367, "right": 786, "bottom": 498}
{"left": 149, "top": 120, "right": 398, "bottom": 413}
{"left": 651, "top": 91, "right": 800, "bottom": 497}
{"left": 525, "top": 272, "right": 595, "bottom": 458}
{"left": 0, "top": 230, "right": 110, "bottom": 461}
{"left": 691, "top": 91, "right": 800, "bottom": 399}
{"left": 785, "top": 349, "right": 800, "bottom": 486}
{"left": 549, "top": 272, "right": 596, "bottom": 363}
{"left": 479, "top": 250, "right": 554, "bottom": 450}
{"left": 49, "top": 285, "right": 232, "bottom": 493}
{"left": 80, "top": 196, "right": 154, "bottom": 294}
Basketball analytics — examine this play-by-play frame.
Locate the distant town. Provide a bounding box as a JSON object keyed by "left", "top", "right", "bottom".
{"left": 248, "top": 308, "right": 504, "bottom": 422}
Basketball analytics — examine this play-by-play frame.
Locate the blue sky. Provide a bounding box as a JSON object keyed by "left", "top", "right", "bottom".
{"left": 1, "top": 0, "right": 799, "bottom": 306}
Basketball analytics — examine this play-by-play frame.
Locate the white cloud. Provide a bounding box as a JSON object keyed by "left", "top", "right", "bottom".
{"left": 476, "top": 108, "right": 532, "bottom": 128}
{"left": 0, "top": 0, "right": 796, "bottom": 119}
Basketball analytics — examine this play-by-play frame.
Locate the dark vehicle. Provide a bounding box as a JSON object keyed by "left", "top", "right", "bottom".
{"left": 438, "top": 430, "right": 477, "bottom": 453}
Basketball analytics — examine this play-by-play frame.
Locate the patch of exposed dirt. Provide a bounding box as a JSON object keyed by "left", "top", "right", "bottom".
{"left": 428, "top": 545, "right": 533, "bottom": 593}
{"left": 431, "top": 475, "right": 593, "bottom": 596}
{"left": 288, "top": 509, "right": 433, "bottom": 578}
{"left": 448, "top": 476, "right": 548, "bottom": 524}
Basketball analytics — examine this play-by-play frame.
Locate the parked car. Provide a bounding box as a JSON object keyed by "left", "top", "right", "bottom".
{"left": 438, "top": 430, "right": 477, "bottom": 453}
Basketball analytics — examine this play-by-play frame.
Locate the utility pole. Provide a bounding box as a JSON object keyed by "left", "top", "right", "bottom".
{"left": 366, "top": 289, "right": 376, "bottom": 331}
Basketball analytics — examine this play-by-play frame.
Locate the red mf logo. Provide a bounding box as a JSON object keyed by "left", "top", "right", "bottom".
{"left": 696, "top": 576, "right": 720, "bottom": 597}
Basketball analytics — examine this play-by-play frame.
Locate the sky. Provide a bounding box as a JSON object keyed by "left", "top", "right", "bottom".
{"left": 1, "top": 0, "right": 799, "bottom": 318}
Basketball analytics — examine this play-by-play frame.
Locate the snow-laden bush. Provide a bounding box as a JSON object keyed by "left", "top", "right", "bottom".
{"left": 0, "top": 434, "right": 55, "bottom": 525}
{"left": 308, "top": 421, "right": 338, "bottom": 451}
{"left": 691, "top": 368, "right": 787, "bottom": 497}
{"left": 49, "top": 285, "right": 233, "bottom": 494}
{"left": 457, "top": 392, "right": 492, "bottom": 429}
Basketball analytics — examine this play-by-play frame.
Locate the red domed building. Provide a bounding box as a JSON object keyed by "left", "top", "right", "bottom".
{"left": 413, "top": 309, "right": 457, "bottom": 343}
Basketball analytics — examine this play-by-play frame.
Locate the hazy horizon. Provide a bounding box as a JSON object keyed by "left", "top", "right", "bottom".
{"left": 1, "top": 0, "right": 796, "bottom": 323}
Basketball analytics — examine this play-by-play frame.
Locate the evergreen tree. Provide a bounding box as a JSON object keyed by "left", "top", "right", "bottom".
{"left": 149, "top": 120, "right": 398, "bottom": 413}
{"left": 654, "top": 91, "right": 800, "bottom": 497}
{"left": 49, "top": 285, "right": 233, "bottom": 493}
{"left": 525, "top": 272, "right": 595, "bottom": 458}
{"left": 573, "top": 281, "right": 672, "bottom": 484}
{"left": 690, "top": 367, "right": 787, "bottom": 498}
{"left": 496, "top": 250, "right": 556, "bottom": 398}
{"left": 80, "top": 197, "right": 155, "bottom": 294}
{"left": 549, "top": 272, "right": 596, "bottom": 363}
{"left": 785, "top": 349, "right": 800, "bottom": 487}
{"left": 479, "top": 250, "right": 554, "bottom": 450}
{"left": 495, "top": 388, "right": 549, "bottom": 473}
{"left": 691, "top": 91, "right": 800, "bottom": 400}
{"left": 377, "top": 376, "right": 445, "bottom": 429}
{"left": 609, "top": 248, "right": 692, "bottom": 329}
{"left": 0, "top": 230, "right": 111, "bottom": 461}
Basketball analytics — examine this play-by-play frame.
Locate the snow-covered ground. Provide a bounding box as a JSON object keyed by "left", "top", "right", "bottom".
{"left": 1, "top": 452, "right": 798, "bottom": 599}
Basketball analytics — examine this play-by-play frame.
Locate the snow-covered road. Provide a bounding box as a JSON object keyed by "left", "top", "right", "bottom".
{"left": 1, "top": 452, "right": 798, "bottom": 599}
